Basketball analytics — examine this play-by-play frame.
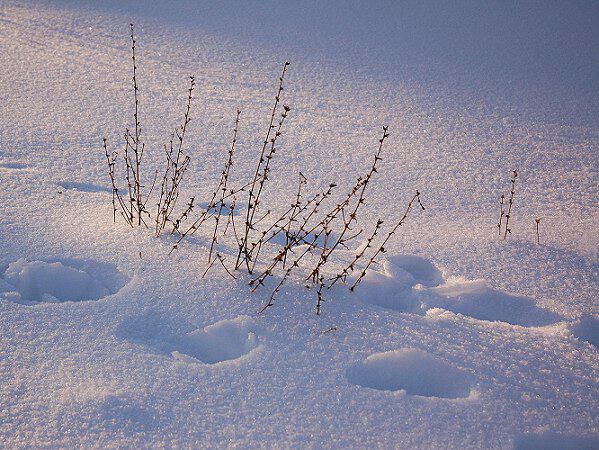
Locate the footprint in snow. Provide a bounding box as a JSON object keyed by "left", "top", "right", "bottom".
{"left": 346, "top": 348, "right": 473, "bottom": 399}
{"left": 118, "top": 314, "right": 260, "bottom": 365}
{"left": 0, "top": 161, "right": 29, "bottom": 170}
{"left": 568, "top": 315, "right": 598, "bottom": 348}
{"left": 0, "top": 258, "right": 128, "bottom": 304}
{"left": 352, "top": 254, "right": 561, "bottom": 327}
{"left": 349, "top": 255, "right": 444, "bottom": 314}
{"left": 171, "top": 316, "right": 260, "bottom": 364}
{"left": 57, "top": 181, "right": 111, "bottom": 193}
{"left": 513, "top": 431, "right": 599, "bottom": 449}
{"left": 423, "top": 278, "right": 561, "bottom": 327}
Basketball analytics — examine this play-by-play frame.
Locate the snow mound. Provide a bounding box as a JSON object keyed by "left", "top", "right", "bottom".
{"left": 513, "top": 432, "right": 599, "bottom": 449}
{"left": 171, "top": 316, "right": 260, "bottom": 364}
{"left": 346, "top": 348, "right": 472, "bottom": 399}
{"left": 1, "top": 258, "right": 127, "bottom": 304}
{"left": 569, "top": 315, "right": 599, "bottom": 348}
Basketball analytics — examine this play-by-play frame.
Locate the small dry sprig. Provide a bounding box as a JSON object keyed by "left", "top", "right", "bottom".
{"left": 350, "top": 191, "right": 425, "bottom": 291}
{"left": 535, "top": 217, "right": 541, "bottom": 245}
{"left": 329, "top": 218, "right": 384, "bottom": 288}
{"left": 208, "top": 109, "right": 241, "bottom": 264}
{"left": 314, "top": 224, "right": 332, "bottom": 315}
{"left": 104, "top": 23, "right": 192, "bottom": 229}
{"left": 129, "top": 23, "right": 145, "bottom": 226}
{"left": 249, "top": 174, "right": 365, "bottom": 293}
{"left": 282, "top": 172, "right": 308, "bottom": 269}
{"left": 169, "top": 114, "right": 249, "bottom": 254}
{"left": 236, "top": 61, "right": 291, "bottom": 273}
{"left": 172, "top": 196, "right": 195, "bottom": 235}
{"left": 155, "top": 76, "right": 196, "bottom": 236}
{"left": 103, "top": 138, "right": 133, "bottom": 227}
{"left": 306, "top": 125, "right": 388, "bottom": 283}
{"left": 247, "top": 180, "right": 337, "bottom": 278}
{"left": 498, "top": 193, "right": 505, "bottom": 236}
{"left": 503, "top": 170, "right": 518, "bottom": 240}
{"left": 250, "top": 131, "right": 391, "bottom": 312}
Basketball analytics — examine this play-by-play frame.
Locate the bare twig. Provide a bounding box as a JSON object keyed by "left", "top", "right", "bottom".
{"left": 503, "top": 170, "right": 517, "bottom": 240}
{"left": 236, "top": 61, "right": 291, "bottom": 272}
{"left": 350, "top": 191, "right": 425, "bottom": 291}
{"left": 208, "top": 109, "right": 241, "bottom": 263}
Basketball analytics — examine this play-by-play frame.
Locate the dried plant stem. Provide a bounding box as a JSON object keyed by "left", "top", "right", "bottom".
{"left": 315, "top": 275, "right": 325, "bottom": 315}
{"left": 221, "top": 195, "right": 237, "bottom": 236}
{"left": 249, "top": 180, "right": 354, "bottom": 292}
{"left": 103, "top": 138, "right": 133, "bottom": 227}
{"left": 498, "top": 193, "right": 505, "bottom": 236}
{"left": 503, "top": 170, "right": 517, "bottom": 240}
{"left": 350, "top": 191, "right": 425, "bottom": 291}
{"left": 535, "top": 217, "right": 541, "bottom": 245}
{"left": 307, "top": 126, "right": 388, "bottom": 282}
{"left": 250, "top": 153, "right": 383, "bottom": 311}
{"left": 314, "top": 224, "right": 331, "bottom": 315}
{"left": 236, "top": 61, "right": 290, "bottom": 272}
{"left": 172, "top": 197, "right": 195, "bottom": 235}
{"left": 169, "top": 113, "right": 249, "bottom": 254}
{"left": 155, "top": 76, "right": 196, "bottom": 236}
{"left": 130, "top": 23, "right": 145, "bottom": 226}
{"left": 208, "top": 109, "right": 241, "bottom": 263}
{"left": 242, "top": 181, "right": 333, "bottom": 278}
{"left": 283, "top": 172, "right": 307, "bottom": 269}
{"left": 329, "top": 219, "right": 384, "bottom": 288}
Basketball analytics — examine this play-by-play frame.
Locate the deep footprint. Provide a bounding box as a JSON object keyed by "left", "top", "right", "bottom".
{"left": 424, "top": 279, "right": 561, "bottom": 327}
{"left": 513, "top": 431, "right": 599, "bottom": 449}
{"left": 57, "top": 181, "right": 111, "bottom": 193}
{"left": 351, "top": 256, "right": 435, "bottom": 314}
{"left": 0, "top": 162, "right": 29, "bottom": 170}
{"left": 1, "top": 258, "right": 128, "bottom": 304}
{"left": 347, "top": 348, "right": 472, "bottom": 399}
{"left": 171, "top": 316, "right": 260, "bottom": 364}
{"left": 353, "top": 255, "right": 561, "bottom": 327}
{"left": 569, "top": 315, "right": 598, "bottom": 348}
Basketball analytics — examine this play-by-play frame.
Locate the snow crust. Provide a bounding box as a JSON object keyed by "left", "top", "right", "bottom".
{"left": 0, "top": 0, "right": 597, "bottom": 448}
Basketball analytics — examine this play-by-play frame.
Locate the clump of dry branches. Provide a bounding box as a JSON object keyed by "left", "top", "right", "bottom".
{"left": 103, "top": 27, "right": 426, "bottom": 316}
{"left": 103, "top": 24, "right": 195, "bottom": 232}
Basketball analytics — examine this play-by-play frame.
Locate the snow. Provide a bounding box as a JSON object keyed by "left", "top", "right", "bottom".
{"left": 570, "top": 315, "right": 599, "bottom": 349}
{"left": 3, "top": 258, "right": 123, "bottom": 304}
{"left": 346, "top": 348, "right": 474, "bottom": 399}
{"left": 171, "top": 316, "right": 260, "bottom": 365}
{"left": 0, "top": 0, "right": 597, "bottom": 448}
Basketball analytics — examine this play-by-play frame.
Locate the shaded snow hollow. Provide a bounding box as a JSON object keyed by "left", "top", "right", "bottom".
{"left": 347, "top": 348, "right": 473, "bottom": 399}
{"left": 1, "top": 258, "right": 127, "bottom": 304}
{"left": 351, "top": 255, "right": 562, "bottom": 327}
{"left": 171, "top": 316, "right": 260, "bottom": 364}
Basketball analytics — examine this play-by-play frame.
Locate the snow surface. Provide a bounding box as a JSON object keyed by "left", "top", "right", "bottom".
{"left": 0, "top": 0, "right": 597, "bottom": 448}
